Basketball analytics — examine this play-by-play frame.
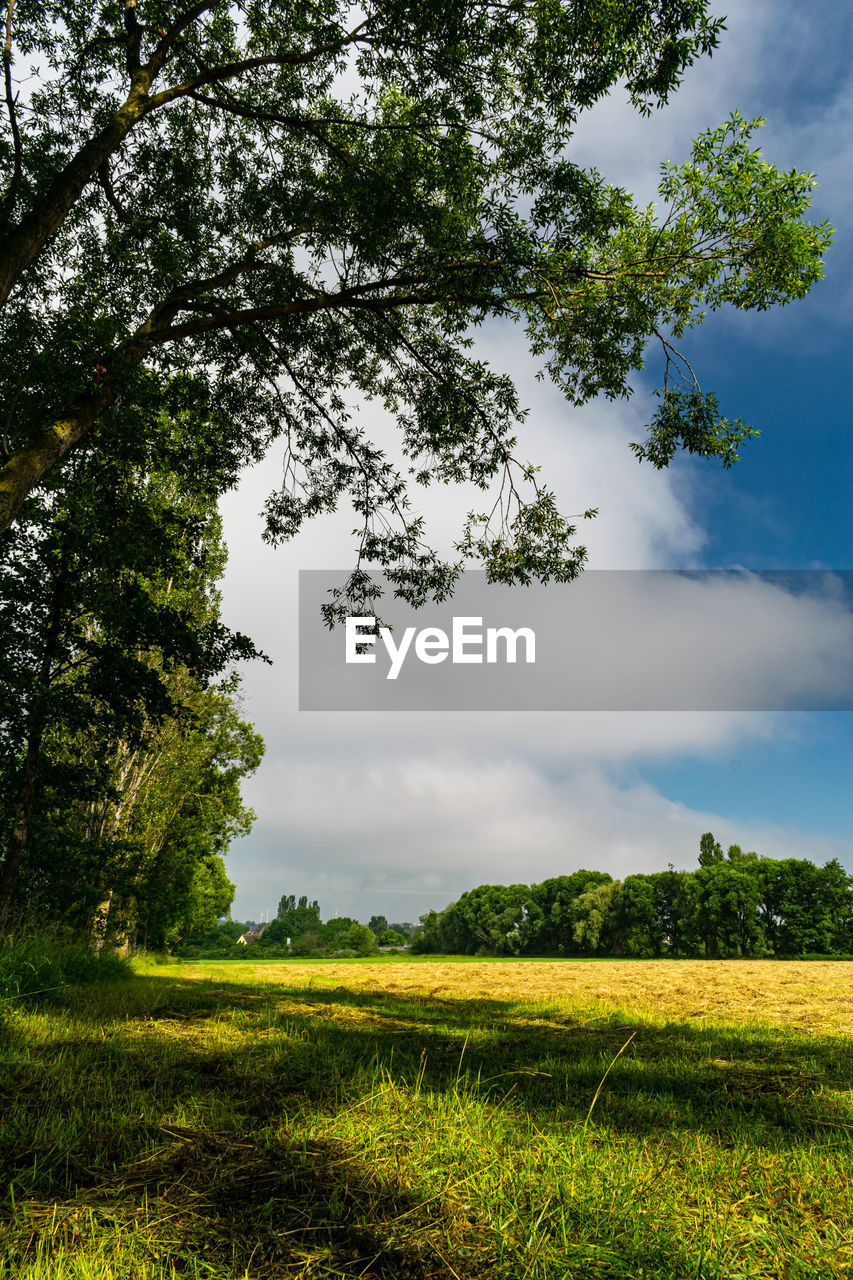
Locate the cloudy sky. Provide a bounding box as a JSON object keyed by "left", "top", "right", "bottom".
{"left": 218, "top": 0, "right": 853, "bottom": 925}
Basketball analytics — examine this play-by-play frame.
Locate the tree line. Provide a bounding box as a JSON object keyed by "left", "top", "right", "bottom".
{"left": 178, "top": 896, "right": 416, "bottom": 958}
{"left": 412, "top": 836, "right": 853, "bottom": 958}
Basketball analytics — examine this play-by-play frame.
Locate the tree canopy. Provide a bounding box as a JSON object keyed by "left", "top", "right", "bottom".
{"left": 0, "top": 0, "right": 832, "bottom": 607}
{"left": 411, "top": 836, "right": 853, "bottom": 958}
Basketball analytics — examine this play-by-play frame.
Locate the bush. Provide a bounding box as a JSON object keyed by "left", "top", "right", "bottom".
{"left": 173, "top": 922, "right": 245, "bottom": 957}
{"left": 248, "top": 943, "right": 290, "bottom": 958}
{"left": 379, "top": 929, "right": 408, "bottom": 947}
{"left": 0, "top": 935, "right": 133, "bottom": 1003}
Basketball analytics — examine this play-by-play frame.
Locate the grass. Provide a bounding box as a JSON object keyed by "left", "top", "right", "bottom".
{"left": 1, "top": 959, "right": 852, "bottom": 1279}
{"left": 0, "top": 935, "right": 132, "bottom": 1006}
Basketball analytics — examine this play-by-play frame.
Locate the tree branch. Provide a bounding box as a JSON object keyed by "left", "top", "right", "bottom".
{"left": 183, "top": 89, "right": 468, "bottom": 136}
{"left": 0, "top": 80, "right": 152, "bottom": 307}
{"left": 146, "top": 1, "right": 219, "bottom": 76}
{"left": 0, "top": 0, "right": 22, "bottom": 228}
{"left": 123, "top": 0, "right": 143, "bottom": 76}
{"left": 147, "top": 283, "right": 532, "bottom": 343}
{"left": 147, "top": 19, "right": 373, "bottom": 110}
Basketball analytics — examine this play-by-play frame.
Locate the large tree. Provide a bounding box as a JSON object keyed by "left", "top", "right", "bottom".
{"left": 0, "top": 1, "right": 831, "bottom": 602}
{"left": 0, "top": 427, "right": 262, "bottom": 922}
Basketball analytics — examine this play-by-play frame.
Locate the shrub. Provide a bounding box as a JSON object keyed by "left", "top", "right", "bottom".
{"left": 379, "top": 929, "right": 408, "bottom": 947}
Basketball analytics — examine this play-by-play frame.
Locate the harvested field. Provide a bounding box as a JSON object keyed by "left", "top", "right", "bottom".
{"left": 192, "top": 957, "right": 853, "bottom": 1034}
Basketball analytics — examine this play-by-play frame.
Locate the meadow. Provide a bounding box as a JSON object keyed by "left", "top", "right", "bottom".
{"left": 1, "top": 957, "right": 852, "bottom": 1279}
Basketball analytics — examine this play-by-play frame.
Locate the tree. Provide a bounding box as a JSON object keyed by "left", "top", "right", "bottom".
{"left": 698, "top": 832, "right": 724, "bottom": 868}
{"left": 341, "top": 922, "right": 379, "bottom": 956}
{"left": 14, "top": 664, "right": 263, "bottom": 947}
{"left": 0, "top": 439, "right": 261, "bottom": 923}
{"left": 726, "top": 843, "right": 758, "bottom": 865}
{"left": 523, "top": 870, "right": 612, "bottom": 954}
{"left": 273, "top": 895, "right": 322, "bottom": 939}
{"left": 164, "top": 855, "right": 236, "bottom": 945}
{"left": 378, "top": 928, "right": 407, "bottom": 947}
{"left": 120, "top": 681, "right": 262, "bottom": 949}
{"left": 758, "top": 858, "right": 853, "bottom": 956}
{"left": 451, "top": 882, "right": 530, "bottom": 954}
{"left": 0, "top": 2, "right": 831, "bottom": 611}
{"left": 572, "top": 880, "right": 621, "bottom": 954}
{"left": 693, "top": 862, "right": 764, "bottom": 957}
{"left": 368, "top": 915, "right": 388, "bottom": 937}
{"left": 650, "top": 867, "right": 700, "bottom": 957}
{"left": 410, "top": 909, "right": 443, "bottom": 954}
{"left": 613, "top": 874, "right": 662, "bottom": 957}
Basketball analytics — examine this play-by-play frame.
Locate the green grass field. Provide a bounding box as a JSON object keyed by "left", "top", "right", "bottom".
{"left": 2, "top": 958, "right": 852, "bottom": 1279}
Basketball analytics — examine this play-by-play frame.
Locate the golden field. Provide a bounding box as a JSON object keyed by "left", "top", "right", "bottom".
{"left": 187, "top": 957, "right": 853, "bottom": 1034}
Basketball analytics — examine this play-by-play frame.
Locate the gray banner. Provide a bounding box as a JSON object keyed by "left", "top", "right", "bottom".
{"left": 298, "top": 570, "right": 853, "bottom": 711}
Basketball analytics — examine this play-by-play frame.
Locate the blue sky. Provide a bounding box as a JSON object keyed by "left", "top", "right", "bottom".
{"left": 644, "top": 308, "right": 853, "bottom": 846}
{"left": 219, "top": 0, "right": 853, "bottom": 923}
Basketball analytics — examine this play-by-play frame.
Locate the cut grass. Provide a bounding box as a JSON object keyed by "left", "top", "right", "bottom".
{"left": 1, "top": 959, "right": 852, "bottom": 1278}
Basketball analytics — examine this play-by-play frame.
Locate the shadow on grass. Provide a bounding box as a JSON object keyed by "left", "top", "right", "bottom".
{"left": 1, "top": 970, "right": 851, "bottom": 1278}
{"left": 121, "top": 972, "right": 853, "bottom": 1136}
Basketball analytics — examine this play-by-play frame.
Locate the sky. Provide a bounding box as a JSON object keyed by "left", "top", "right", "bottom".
{"left": 218, "top": 0, "right": 853, "bottom": 925}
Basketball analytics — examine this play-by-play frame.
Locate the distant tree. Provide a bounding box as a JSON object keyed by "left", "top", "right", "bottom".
{"left": 613, "top": 875, "right": 662, "bottom": 957}
{"left": 758, "top": 858, "right": 853, "bottom": 956}
{"left": 572, "top": 880, "right": 621, "bottom": 954}
{"left": 368, "top": 915, "right": 389, "bottom": 937}
{"left": 345, "top": 923, "right": 380, "bottom": 957}
{"left": 322, "top": 916, "right": 358, "bottom": 947}
{"left": 698, "top": 832, "right": 725, "bottom": 868}
{"left": 818, "top": 860, "right": 853, "bottom": 954}
{"left": 378, "top": 928, "right": 407, "bottom": 947}
{"left": 290, "top": 930, "right": 326, "bottom": 956}
{"left": 175, "top": 918, "right": 248, "bottom": 957}
{"left": 217, "top": 921, "right": 249, "bottom": 942}
{"left": 274, "top": 895, "right": 322, "bottom": 939}
{"left": 451, "top": 883, "right": 530, "bottom": 955}
{"left": 405, "top": 853, "right": 852, "bottom": 960}
{"left": 726, "top": 843, "right": 758, "bottom": 865}
{"left": 650, "top": 868, "right": 700, "bottom": 957}
{"left": 694, "top": 862, "right": 764, "bottom": 957}
{"left": 318, "top": 917, "right": 378, "bottom": 956}
{"left": 410, "top": 910, "right": 443, "bottom": 955}
{"left": 523, "top": 871, "right": 613, "bottom": 954}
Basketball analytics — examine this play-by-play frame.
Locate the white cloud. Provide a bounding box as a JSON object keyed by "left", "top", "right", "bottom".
{"left": 228, "top": 755, "right": 853, "bottom": 921}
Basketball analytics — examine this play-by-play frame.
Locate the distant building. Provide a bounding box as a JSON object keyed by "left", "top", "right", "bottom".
{"left": 237, "top": 926, "right": 268, "bottom": 946}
